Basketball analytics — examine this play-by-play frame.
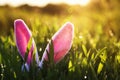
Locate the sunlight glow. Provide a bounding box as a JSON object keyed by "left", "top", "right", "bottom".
{"left": 79, "top": 36, "right": 83, "bottom": 39}
{"left": 65, "top": 0, "right": 90, "bottom": 6}
{"left": 79, "top": 0, "right": 90, "bottom": 6}
{"left": 0, "top": 0, "right": 90, "bottom": 7}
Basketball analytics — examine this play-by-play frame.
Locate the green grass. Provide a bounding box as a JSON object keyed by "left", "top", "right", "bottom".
{"left": 0, "top": 1, "right": 120, "bottom": 80}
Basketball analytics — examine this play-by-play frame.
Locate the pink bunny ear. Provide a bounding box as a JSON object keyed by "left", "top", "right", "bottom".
{"left": 39, "top": 22, "right": 74, "bottom": 67}
{"left": 14, "top": 19, "right": 32, "bottom": 59}
{"left": 52, "top": 22, "right": 74, "bottom": 63}
{"left": 14, "top": 19, "right": 39, "bottom": 71}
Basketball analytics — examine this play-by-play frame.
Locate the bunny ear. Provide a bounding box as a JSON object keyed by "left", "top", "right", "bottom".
{"left": 52, "top": 22, "right": 74, "bottom": 63}
{"left": 14, "top": 19, "right": 40, "bottom": 71}
{"left": 14, "top": 19, "right": 32, "bottom": 59}
{"left": 40, "top": 22, "right": 74, "bottom": 67}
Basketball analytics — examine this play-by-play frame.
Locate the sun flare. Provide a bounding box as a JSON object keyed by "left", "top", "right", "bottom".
{"left": 78, "top": 0, "right": 90, "bottom": 6}
{"left": 63, "top": 0, "right": 90, "bottom": 6}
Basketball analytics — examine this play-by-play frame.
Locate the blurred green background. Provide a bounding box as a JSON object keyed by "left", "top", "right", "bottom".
{"left": 0, "top": 0, "right": 120, "bottom": 80}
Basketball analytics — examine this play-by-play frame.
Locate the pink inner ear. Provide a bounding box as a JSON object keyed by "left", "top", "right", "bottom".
{"left": 52, "top": 23, "right": 73, "bottom": 53}
{"left": 54, "top": 49, "right": 67, "bottom": 63}
{"left": 52, "top": 22, "right": 74, "bottom": 63}
{"left": 14, "top": 19, "right": 31, "bottom": 59}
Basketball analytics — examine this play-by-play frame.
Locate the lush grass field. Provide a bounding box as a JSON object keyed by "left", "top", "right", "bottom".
{"left": 0, "top": 1, "right": 120, "bottom": 80}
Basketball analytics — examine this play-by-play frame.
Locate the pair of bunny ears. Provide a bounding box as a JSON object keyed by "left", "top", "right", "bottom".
{"left": 14, "top": 19, "right": 74, "bottom": 71}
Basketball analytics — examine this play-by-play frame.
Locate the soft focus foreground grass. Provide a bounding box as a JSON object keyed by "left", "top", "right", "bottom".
{"left": 0, "top": 1, "right": 120, "bottom": 80}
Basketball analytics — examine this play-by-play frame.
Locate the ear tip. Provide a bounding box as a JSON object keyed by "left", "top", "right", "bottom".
{"left": 65, "top": 22, "right": 74, "bottom": 33}
{"left": 14, "top": 19, "right": 24, "bottom": 26}
{"left": 65, "top": 22, "right": 74, "bottom": 29}
{"left": 14, "top": 19, "right": 24, "bottom": 23}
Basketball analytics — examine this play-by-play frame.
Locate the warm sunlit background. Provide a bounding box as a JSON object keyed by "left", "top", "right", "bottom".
{"left": 0, "top": 0, "right": 120, "bottom": 80}
{"left": 0, "top": 0, "right": 120, "bottom": 38}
